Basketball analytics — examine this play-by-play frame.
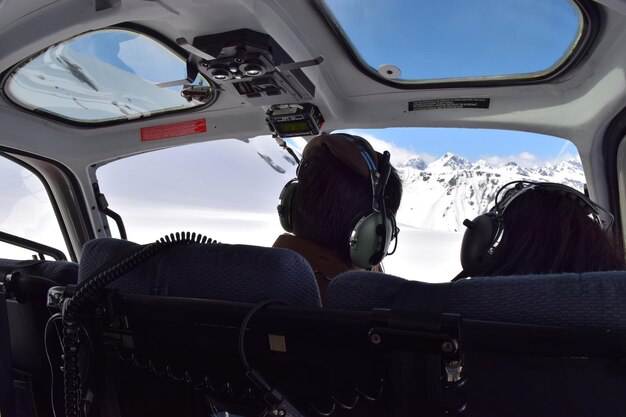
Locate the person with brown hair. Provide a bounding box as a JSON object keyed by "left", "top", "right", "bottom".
{"left": 274, "top": 133, "right": 402, "bottom": 298}
{"left": 457, "top": 181, "right": 625, "bottom": 279}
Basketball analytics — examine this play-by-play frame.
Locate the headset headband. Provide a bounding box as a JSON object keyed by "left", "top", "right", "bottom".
{"left": 299, "top": 133, "right": 381, "bottom": 179}
{"left": 296, "top": 133, "right": 397, "bottom": 266}
{"left": 299, "top": 133, "right": 389, "bottom": 213}
{"left": 493, "top": 181, "right": 614, "bottom": 231}
{"left": 454, "top": 180, "right": 615, "bottom": 281}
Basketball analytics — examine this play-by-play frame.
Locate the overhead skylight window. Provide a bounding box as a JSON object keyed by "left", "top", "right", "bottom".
{"left": 3, "top": 29, "right": 212, "bottom": 123}
{"left": 317, "top": 0, "right": 585, "bottom": 84}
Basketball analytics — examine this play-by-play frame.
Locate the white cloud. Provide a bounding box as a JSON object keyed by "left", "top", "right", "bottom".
{"left": 546, "top": 152, "right": 581, "bottom": 165}
{"left": 338, "top": 130, "right": 433, "bottom": 166}
{"left": 519, "top": 152, "right": 536, "bottom": 161}
{"left": 480, "top": 150, "right": 581, "bottom": 168}
{"left": 481, "top": 152, "right": 539, "bottom": 167}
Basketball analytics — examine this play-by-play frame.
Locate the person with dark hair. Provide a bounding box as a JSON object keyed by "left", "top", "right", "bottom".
{"left": 274, "top": 133, "right": 403, "bottom": 298}
{"left": 458, "top": 181, "right": 625, "bottom": 278}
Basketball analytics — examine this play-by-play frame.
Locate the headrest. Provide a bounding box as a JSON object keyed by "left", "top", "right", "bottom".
{"left": 324, "top": 271, "right": 406, "bottom": 311}
{"left": 325, "top": 270, "right": 626, "bottom": 332}
{"left": 79, "top": 237, "right": 321, "bottom": 307}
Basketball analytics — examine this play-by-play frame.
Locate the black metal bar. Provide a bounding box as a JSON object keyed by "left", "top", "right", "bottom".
{"left": 0, "top": 230, "right": 66, "bottom": 261}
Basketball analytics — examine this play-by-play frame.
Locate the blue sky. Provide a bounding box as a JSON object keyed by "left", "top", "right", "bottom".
{"left": 337, "top": 127, "right": 578, "bottom": 166}
{"left": 324, "top": 0, "right": 580, "bottom": 80}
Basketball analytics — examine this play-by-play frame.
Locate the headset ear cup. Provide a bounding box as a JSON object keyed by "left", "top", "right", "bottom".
{"left": 460, "top": 213, "right": 500, "bottom": 276}
{"left": 349, "top": 213, "right": 393, "bottom": 269}
{"left": 277, "top": 179, "right": 298, "bottom": 233}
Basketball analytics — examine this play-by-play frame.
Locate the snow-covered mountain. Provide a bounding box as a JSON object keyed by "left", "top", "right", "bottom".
{"left": 399, "top": 155, "right": 428, "bottom": 170}
{"left": 396, "top": 153, "right": 585, "bottom": 232}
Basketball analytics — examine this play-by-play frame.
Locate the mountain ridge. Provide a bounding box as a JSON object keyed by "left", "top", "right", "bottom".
{"left": 395, "top": 152, "right": 584, "bottom": 232}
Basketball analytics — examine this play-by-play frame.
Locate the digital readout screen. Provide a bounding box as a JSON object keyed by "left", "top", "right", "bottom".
{"left": 278, "top": 121, "right": 311, "bottom": 133}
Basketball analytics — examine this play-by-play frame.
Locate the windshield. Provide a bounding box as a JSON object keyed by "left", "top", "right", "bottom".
{"left": 97, "top": 128, "right": 583, "bottom": 282}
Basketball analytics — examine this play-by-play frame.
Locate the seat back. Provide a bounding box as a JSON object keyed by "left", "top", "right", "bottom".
{"left": 71, "top": 236, "right": 321, "bottom": 416}
{"left": 0, "top": 258, "right": 78, "bottom": 417}
{"left": 78, "top": 237, "right": 321, "bottom": 306}
{"left": 325, "top": 270, "right": 626, "bottom": 416}
{"left": 326, "top": 270, "right": 626, "bottom": 328}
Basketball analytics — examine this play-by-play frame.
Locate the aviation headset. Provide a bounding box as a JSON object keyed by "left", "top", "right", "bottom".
{"left": 457, "top": 180, "right": 615, "bottom": 279}
{"left": 277, "top": 133, "right": 397, "bottom": 269}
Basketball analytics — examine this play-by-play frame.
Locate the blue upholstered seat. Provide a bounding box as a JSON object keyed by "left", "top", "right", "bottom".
{"left": 78, "top": 237, "right": 321, "bottom": 307}
{"left": 325, "top": 270, "right": 626, "bottom": 331}
{"left": 0, "top": 258, "right": 78, "bottom": 285}
{"left": 327, "top": 271, "right": 626, "bottom": 416}
{"left": 1, "top": 258, "right": 78, "bottom": 416}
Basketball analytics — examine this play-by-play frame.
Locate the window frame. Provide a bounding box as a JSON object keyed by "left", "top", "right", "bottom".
{"left": 0, "top": 23, "right": 218, "bottom": 128}
{"left": 311, "top": 0, "right": 600, "bottom": 89}
{"left": 0, "top": 148, "right": 88, "bottom": 261}
{"left": 603, "top": 105, "right": 626, "bottom": 252}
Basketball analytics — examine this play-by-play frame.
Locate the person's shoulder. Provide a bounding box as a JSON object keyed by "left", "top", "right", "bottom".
{"left": 274, "top": 234, "right": 352, "bottom": 276}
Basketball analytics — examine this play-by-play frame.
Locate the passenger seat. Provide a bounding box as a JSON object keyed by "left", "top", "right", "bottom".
{"left": 325, "top": 270, "right": 626, "bottom": 416}
{"left": 78, "top": 236, "right": 321, "bottom": 307}
{"left": 74, "top": 236, "right": 320, "bottom": 416}
{"left": 1, "top": 258, "right": 78, "bottom": 417}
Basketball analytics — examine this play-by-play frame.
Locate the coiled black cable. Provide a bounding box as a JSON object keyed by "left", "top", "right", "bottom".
{"left": 62, "top": 231, "right": 217, "bottom": 417}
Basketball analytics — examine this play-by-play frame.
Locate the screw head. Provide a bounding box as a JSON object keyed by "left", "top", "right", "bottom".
{"left": 441, "top": 340, "right": 456, "bottom": 353}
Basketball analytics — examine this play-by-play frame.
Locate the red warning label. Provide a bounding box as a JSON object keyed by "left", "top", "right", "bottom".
{"left": 140, "top": 119, "right": 207, "bottom": 142}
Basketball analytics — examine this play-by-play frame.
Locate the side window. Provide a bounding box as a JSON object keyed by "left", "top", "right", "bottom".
{"left": 0, "top": 155, "right": 68, "bottom": 260}
{"left": 97, "top": 137, "right": 299, "bottom": 247}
